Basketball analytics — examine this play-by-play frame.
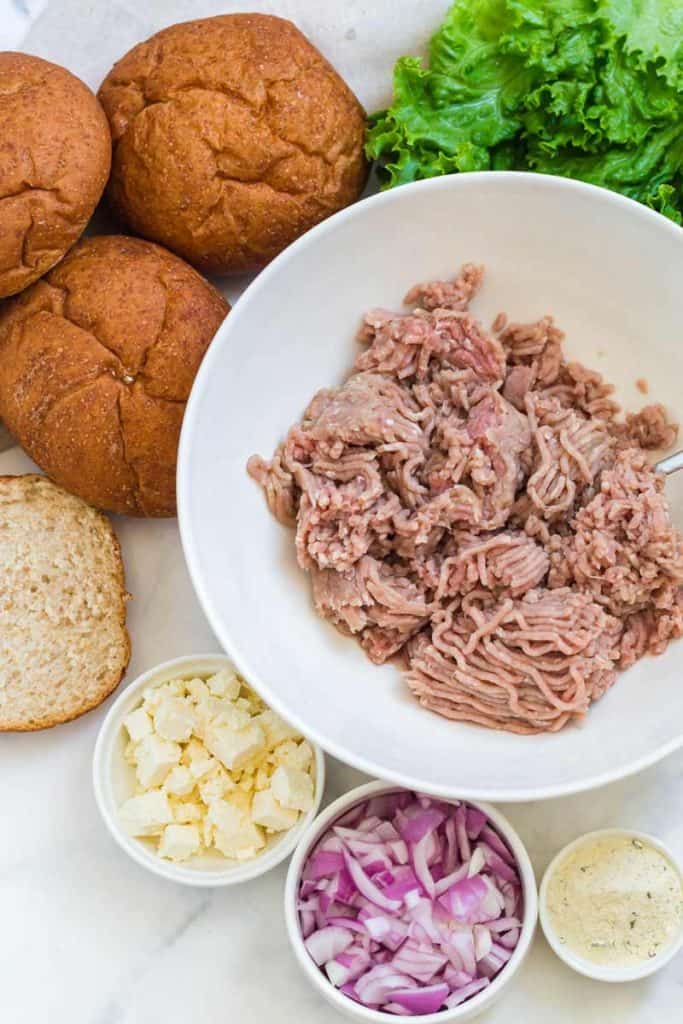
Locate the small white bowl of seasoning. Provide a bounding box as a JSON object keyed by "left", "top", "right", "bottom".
{"left": 540, "top": 828, "right": 683, "bottom": 982}
{"left": 93, "top": 653, "right": 325, "bottom": 886}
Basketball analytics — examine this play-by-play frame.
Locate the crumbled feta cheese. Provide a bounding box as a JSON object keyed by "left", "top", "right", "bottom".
{"left": 153, "top": 695, "right": 194, "bottom": 742}
{"left": 198, "top": 766, "right": 232, "bottom": 805}
{"left": 255, "top": 765, "right": 272, "bottom": 791}
{"left": 172, "top": 800, "right": 202, "bottom": 824}
{"left": 256, "top": 709, "right": 301, "bottom": 748}
{"left": 226, "top": 790, "right": 252, "bottom": 815}
{"left": 186, "top": 677, "right": 210, "bottom": 704}
{"left": 135, "top": 734, "right": 181, "bottom": 788}
{"left": 123, "top": 707, "right": 153, "bottom": 742}
{"left": 273, "top": 739, "right": 314, "bottom": 771}
{"left": 210, "top": 702, "right": 252, "bottom": 732}
{"left": 209, "top": 799, "right": 265, "bottom": 859}
{"left": 251, "top": 788, "right": 299, "bottom": 831}
{"left": 207, "top": 669, "right": 241, "bottom": 700}
{"left": 158, "top": 824, "right": 201, "bottom": 861}
{"left": 204, "top": 722, "right": 265, "bottom": 771}
{"left": 120, "top": 790, "right": 173, "bottom": 836}
{"left": 270, "top": 765, "right": 314, "bottom": 812}
{"left": 184, "top": 739, "right": 215, "bottom": 780}
{"left": 163, "top": 764, "right": 195, "bottom": 797}
{"left": 118, "top": 667, "right": 314, "bottom": 865}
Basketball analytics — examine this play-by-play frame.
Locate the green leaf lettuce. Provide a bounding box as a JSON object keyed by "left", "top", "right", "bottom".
{"left": 366, "top": 0, "right": 683, "bottom": 221}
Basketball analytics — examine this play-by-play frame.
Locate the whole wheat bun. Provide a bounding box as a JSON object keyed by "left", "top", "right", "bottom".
{"left": 97, "top": 14, "right": 368, "bottom": 274}
{"left": 0, "top": 52, "right": 111, "bottom": 298}
{"left": 0, "top": 475, "right": 130, "bottom": 731}
{"left": 0, "top": 235, "right": 229, "bottom": 516}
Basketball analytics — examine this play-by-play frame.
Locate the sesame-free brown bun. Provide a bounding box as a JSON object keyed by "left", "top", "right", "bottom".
{"left": 0, "top": 236, "right": 229, "bottom": 516}
{"left": 0, "top": 52, "right": 111, "bottom": 298}
{"left": 98, "top": 14, "right": 368, "bottom": 274}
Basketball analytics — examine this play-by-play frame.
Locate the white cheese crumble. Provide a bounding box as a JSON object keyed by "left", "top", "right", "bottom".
{"left": 119, "top": 669, "right": 316, "bottom": 863}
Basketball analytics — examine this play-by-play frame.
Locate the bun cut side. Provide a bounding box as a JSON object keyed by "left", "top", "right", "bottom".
{"left": 0, "top": 475, "right": 130, "bottom": 731}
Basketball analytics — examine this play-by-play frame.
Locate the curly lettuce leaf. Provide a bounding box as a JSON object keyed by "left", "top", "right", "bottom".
{"left": 366, "top": 0, "right": 683, "bottom": 222}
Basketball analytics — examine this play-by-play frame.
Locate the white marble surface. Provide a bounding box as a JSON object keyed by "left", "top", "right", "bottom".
{"left": 1, "top": 0, "right": 47, "bottom": 50}
{"left": 2, "top": 2, "right": 683, "bottom": 1021}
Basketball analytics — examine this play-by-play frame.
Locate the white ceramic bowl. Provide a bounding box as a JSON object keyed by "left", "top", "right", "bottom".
{"left": 284, "top": 781, "right": 538, "bottom": 1022}
{"left": 178, "top": 171, "right": 683, "bottom": 801}
{"left": 93, "top": 654, "right": 325, "bottom": 886}
{"left": 540, "top": 828, "right": 683, "bottom": 982}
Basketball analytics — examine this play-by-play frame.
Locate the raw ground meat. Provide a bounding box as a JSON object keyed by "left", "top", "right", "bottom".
{"left": 248, "top": 265, "right": 681, "bottom": 735}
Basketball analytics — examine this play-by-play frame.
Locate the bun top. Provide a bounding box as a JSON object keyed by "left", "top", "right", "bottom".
{"left": 98, "top": 15, "right": 368, "bottom": 274}
{"left": 0, "top": 235, "right": 229, "bottom": 516}
{"left": 0, "top": 52, "right": 111, "bottom": 298}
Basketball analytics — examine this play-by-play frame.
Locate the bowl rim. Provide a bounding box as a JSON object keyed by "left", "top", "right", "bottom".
{"left": 92, "top": 652, "right": 326, "bottom": 887}
{"left": 283, "top": 780, "right": 538, "bottom": 1022}
{"left": 178, "top": 170, "right": 683, "bottom": 802}
{"left": 539, "top": 827, "right": 683, "bottom": 982}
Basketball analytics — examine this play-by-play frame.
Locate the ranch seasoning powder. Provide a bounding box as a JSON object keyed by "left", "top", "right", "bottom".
{"left": 546, "top": 833, "right": 683, "bottom": 967}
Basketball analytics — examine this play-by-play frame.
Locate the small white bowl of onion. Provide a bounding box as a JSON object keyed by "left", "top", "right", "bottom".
{"left": 284, "top": 781, "right": 537, "bottom": 1022}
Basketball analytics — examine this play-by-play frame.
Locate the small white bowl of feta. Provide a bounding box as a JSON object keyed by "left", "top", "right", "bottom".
{"left": 93, "top": 653, "right": 325, "bottom": 885}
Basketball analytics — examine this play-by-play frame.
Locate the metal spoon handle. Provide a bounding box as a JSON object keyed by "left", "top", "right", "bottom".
{"left": 655, "top": 450, "right": 683, "bottom": 476}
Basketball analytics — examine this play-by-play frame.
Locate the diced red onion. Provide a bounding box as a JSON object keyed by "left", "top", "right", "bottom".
{"left": 300, "top": 909, "right": 316, "bottom": 938}
{"left": 298, "top": 793, "right": 522, "bottom": 1017}
{"left": 501, "top": 880, "right": 521, "bottom": 918}
{"left": 455, "top": 805, "right": 471, "bottom": 863}
{"left": 465, "top": 807, "right": 487, "bottom": 840}
{"left": 398, "top": 808, "right": 446, "bottom": 845}
{"left": 490, "top": 942, "right": 513, "bottom": 963}
{"left": 480, "top": 843, "right": 519, "bottom": 883}
{"left": 498, "top": 927, "right": 520, "bottom": 949}
{"left": 355, "top": 966, "right": 416, "bottom": 1005}
{"left": 478, "top": 952, "right": 506, "bottom": 978}
{"left": 304, "top": 926, "right": 354, "bottom": 966}
{"left": 376, "top": 821, "right": 400, "bottom": 843}
{"left": 333, "top": 867, "right": 358, "bottom": 906}
{"left": 438, "top": 875, "right": 489, "bottom": 922}
{"left": 473, "top": 924, "right": 493, "bottom": 961}
{"left": 340, "top": 981, "right": 362, "bottom": 1002}
{"left": 391, "top": 983, "right": 449, "bottom": 1015}
{"left": 405, "top": 897, "right": 441, "bottom": 943}
{"left": 486, "top": 916, "right": 520, "bottom": 933}
{"left": 327, "top": 916, "right": 367, "bottom": 933}
{"left": 434, "top": 861, "right": 469, "bottom": 896}
{"left": 411, "top": 833, "right": 436, "bottom": 898}
{"left": 334, "top": 947, "right": 371, "bottom": 981}
{"left": 361, "top": 856, "right": 393, "bottom": 875}
{"left": 443, "top": 817, "right": 458, "bottom": 876}
{"left": 445, "top": 977, "right": 490, "bottom": 1008}
{"left": 357, "top": 815, "right": 383, "bottom": 833}
{"left": 443, "top": 965, "right": 474, "bottom": 989}
{"left": 335, "top": 803, "right": 368, "bottom": 828}
{"left": 388, "top": 839, "right": 409, "bottom": 865}
{"left": 335, "top": 826, "right": 384, "bottom": 845}
{"left": 307, "top": 850, "right": 346, "bottom": 880}
{"left": 480, "top": 825, "right": 514, "bottom": 864}
{"left": 392, "top": 941, "right": 448, "bottom": 983}
{"left": 343, "top": 849, "right": 402, "bottom": 913}
{"left": 467, "top": 846, "right": 486, "bottom": 878}
{"left": 446, "top": 928, "right": 476, "bottom": 976}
